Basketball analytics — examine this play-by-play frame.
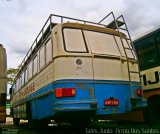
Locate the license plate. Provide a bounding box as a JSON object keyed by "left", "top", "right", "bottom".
{"left": 104, "top": 99, "right": 119, "bottom": 106}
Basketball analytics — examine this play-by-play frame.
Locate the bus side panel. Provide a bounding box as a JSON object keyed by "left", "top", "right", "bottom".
{"left": 141, "top": 66, "right": 160, "bottom": 91}
{"left": 141, "top": 66, "right": 160, "bottom": 98}
{"left": 11, "top": 63, "right": 55, "bottom": 120}
{"left": 29, "top": 81, "right": 97, "bottom": 120}
{"left": 31, "top": 93, "right": 55, "bottom": 120}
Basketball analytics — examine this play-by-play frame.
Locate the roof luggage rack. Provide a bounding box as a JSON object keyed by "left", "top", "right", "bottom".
{"left": 19, "top": 12, "right": 141, "bottom": 90}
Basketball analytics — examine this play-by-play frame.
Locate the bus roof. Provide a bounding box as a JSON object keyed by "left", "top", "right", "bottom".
{"left": 62, "top": 22, "right": 126, "bottom": 38}
{"left": 16, "top": 13, "right": 130, "bottom": 78}
{"left": 133, "top": 25, "right": 160, "bottom": 43}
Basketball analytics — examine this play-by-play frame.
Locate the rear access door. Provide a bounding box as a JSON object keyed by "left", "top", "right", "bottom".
{"left": 83, "top": 30, "right": 132, "bottom": 114}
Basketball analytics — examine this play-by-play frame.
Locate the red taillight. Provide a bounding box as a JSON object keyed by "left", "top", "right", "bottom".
{"left": 55, "top": 88, "right": 75, "bottom": 98}
{"left": 136, "top": 88, "right": 142, "bottom": 96}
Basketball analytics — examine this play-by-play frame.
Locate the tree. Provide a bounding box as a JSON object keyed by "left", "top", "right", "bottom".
{"left": 7, "top": 68, "right": 19, "bottom": 85}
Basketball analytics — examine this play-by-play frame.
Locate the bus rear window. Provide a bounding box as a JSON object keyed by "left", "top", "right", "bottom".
{"left": 63, "top": 28, "right": 88, "bottom": 52}
{"left": 84, "top": 30, "right": 120, "bottom": 56}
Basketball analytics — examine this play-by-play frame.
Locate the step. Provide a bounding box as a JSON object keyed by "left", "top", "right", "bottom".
{"left": 129, "top": 71, "right": 139, "bottom": 74}
{"left": 124, "top": 47, "right": 134, "bottom": 50}
{"left": 106, "top": 20, "right": 125, "bottom": 29}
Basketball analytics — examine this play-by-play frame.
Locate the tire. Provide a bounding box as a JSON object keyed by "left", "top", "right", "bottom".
{"left": 27, "top": 103, "right": 37, "bottom": 129}
{"left": 28, "top": 118, "right": 49, "bottom": 130}
{"left": 28, "top": 118, "right": 37, "bottom": 130}
{"left": 70, "top": 118, "right": 91, "bottom": 128}
{"left": 13, "top": 118, "right": 20, "bottom": 126}
{"left": 27, "top": 103, "right": 49, "bottom": 129}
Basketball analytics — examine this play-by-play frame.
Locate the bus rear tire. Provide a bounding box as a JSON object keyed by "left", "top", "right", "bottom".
{"left": 28, "top": 118, "right": 49, "bottom": 130}
{"left": 13, "top": 118, "right": 20, "bottom": 126}
{"left": 70, "top": 118, "right": 91, "bottom": 128}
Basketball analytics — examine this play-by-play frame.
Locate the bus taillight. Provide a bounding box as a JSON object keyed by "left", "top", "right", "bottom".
{"left": 136, "top": 88, "right": 142, "bottom": 97}
{"left": 55, "top": 88, "right": 76, "bottom": 98}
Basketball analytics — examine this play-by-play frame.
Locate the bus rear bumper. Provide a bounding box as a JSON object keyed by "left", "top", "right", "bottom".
{"left": 127, "top": 98, "right": 148, "bottom": 111}
{"left": 53, "top": 99, "right": 98, "bottom": 112}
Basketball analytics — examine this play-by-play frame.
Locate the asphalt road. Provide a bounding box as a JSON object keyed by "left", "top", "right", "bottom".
{"left": 0, "top": 117, "right": 160, "bottom": 134}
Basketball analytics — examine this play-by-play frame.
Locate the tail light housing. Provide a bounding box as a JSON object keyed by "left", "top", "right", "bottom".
{"left": 136, "top": 88, "right": 142, "bottom": 97}
{"left": 55, "top": 88, "right": 75, "bottom": 98}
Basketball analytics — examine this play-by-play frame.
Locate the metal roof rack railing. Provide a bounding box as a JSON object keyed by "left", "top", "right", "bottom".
{"left": 18, "top": 12, "right": 129, "bottom": 72}
{"left": 19, "top": 14, "right": 108, "bottom": 71}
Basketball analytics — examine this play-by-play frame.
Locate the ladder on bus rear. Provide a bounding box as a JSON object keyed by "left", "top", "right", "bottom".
{"left": 98, "top": 12, "right": 141, "bottom": 97}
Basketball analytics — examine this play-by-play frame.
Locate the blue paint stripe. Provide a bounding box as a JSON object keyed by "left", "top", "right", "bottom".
{"left": 12, "top": 79, "right": 140, "bottom": 107}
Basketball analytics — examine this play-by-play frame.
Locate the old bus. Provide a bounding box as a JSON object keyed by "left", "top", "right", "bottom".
{"left": 134, "top": 26, "right": 160, "bottom": 124}
{"left": 10, "top": 12, "right": 147, "bottom": 128}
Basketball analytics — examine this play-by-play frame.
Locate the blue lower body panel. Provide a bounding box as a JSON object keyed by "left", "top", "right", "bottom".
{"left": 28, "top": 79, "right": 147, "bottom": 120}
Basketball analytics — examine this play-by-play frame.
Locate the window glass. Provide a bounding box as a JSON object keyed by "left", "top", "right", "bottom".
{"left": 21, "top": 71, "right": 24, "bottom": 86}
{"left": 63, "top": 28, "right": 87, "bottom": 52}
{"left": 84, "top": 30, "right": 120, "bottom": 56}
{"left": 28, "top": 61, "right": 33, "bottom": 79}
{"left": 114, "top": 36, "right": 125, "bottom": 57}
{"left": 39, "top": 45, "right": 45, "bottom": 69}
{"left": 24, "top": 68, "right": 28, "bottom": 83}
{"left": 135, "top": 37, "right": 158, "bottom": 69}
{"left": 19, "top": 77, "right": 21, "bottom": 89}
{"left": 15, "top": 80, "right": 18, "bottom": 92}
{"left": 46, "top": 39, "right": 52, "bottom": 64}
{"left": 33, "top": 56, "right": 38, "bottom": 75}
{"left": 13, "top": 84, "right": 16, "bottom": 94}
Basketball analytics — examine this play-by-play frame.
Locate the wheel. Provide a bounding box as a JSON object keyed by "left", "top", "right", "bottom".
{"left": 28, "top": 118, "right": 37, "bottom": 129}
{"left": 145, "top": 97, "right": 160, "bottom": 125}
{"left": 13, "top": 118, "right": 20, "bottom": 126}
{"left": 27, "top": 103, "right": 49, "bottom": 129}
{"left": 27, "top": 103, "right": 37, "bottom": 129}
{"left": 28, "top": 118, "right": 49, "bottom": 129}
{"left": 70, "top": 118, "right": 91, "bottom": 128}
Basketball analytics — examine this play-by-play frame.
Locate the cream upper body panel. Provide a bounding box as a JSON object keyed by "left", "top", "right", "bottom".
{"left": 52, "top": 22, "right": 139, "bottom": 82}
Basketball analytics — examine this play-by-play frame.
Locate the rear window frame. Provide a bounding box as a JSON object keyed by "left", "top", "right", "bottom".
{"left": 62, "top": 27, "right": 89, "bottom": 53}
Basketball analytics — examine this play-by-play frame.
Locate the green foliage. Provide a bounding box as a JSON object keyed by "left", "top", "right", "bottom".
{"left": 7, "top": 68, "right": 19, "bottom": 85}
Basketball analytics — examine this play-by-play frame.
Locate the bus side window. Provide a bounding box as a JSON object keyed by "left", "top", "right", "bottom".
{"left": 46, "top": 39, "right": 52, "bottom": 64}
{"left": 24, "top": 68, "right": 28, "bottom": 84}
{"left": 28, "top": 61, "right": 33, "bottom": 80}
{"left": 33, "top": 55, "right": 38, "bottom": 76}
{"left": 21, "top": 71, "right": 25, "bottom": 86}
{"left": 39, "top": 45, "right": 45, "bottom": 70}
{"left": 136, "top": 38, "right": 158, "bottom": 69}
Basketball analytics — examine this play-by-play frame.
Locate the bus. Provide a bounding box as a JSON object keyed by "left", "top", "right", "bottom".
{"left": 134, "top": 26, "right": 160, "bottom": 124}
{"left": 0, "top": 44, "right": 7, "bottom": 123}
{"left": 10, "top": 12, "right": 147, "bottom": 128}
